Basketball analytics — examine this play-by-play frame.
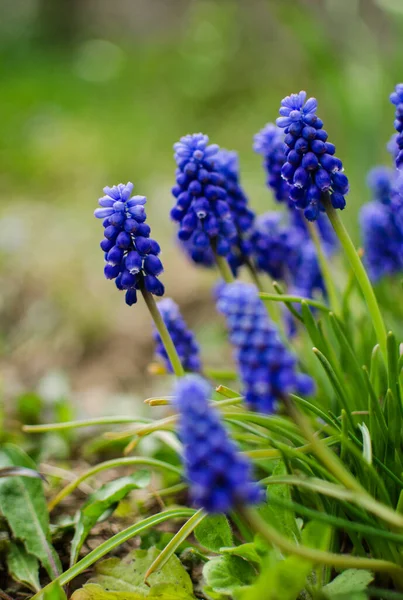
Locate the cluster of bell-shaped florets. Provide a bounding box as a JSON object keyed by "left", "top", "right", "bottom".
{"left": 249, "top": 212, "right": 297, "bottom": 281}
{"left": 174, "top": 375, "right": 263, "bottom": 513}
{"left": 94, "top": 183, "right": 164, "bottom": 306}
{"left": 390, "top": 84, "right": 403, "bottom": 170}
{"left": 276, "top": 91, "right": 349, "bottom": 221}
{"left": 217, "top": 282, "right": 315, "bottom": 414}
{"left": 154, "top": 298, "right": 201, "bottom": 373}
{"left": 360, "top": 201, "right": 403, "bottom": 282}
{"left": 253, "top": 123, "right": 291, "bottom": 204}
{"left": 171, "top": 134, "right": 238, "bottom": 258}
{"left": 360, "top": 166, "right": 403, "bottom": 282}
{"left": 248, "top": 211, "right": 333, "bottom": 303}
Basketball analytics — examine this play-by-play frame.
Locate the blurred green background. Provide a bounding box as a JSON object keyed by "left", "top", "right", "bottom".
{"left": 1, "top": 0, "right": 403, "bottom": 417}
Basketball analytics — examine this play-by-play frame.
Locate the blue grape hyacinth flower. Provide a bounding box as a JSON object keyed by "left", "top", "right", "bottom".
{"left": 171, "top": 134, "right": 238, "bottom": 258}
{"left": 174, "top": 374, "right": 263, "bottom": 513}
{"left": 154, "top": 298, "right": 201, "bottom": 373}
{"left": 390, "top": 84, "right": 403, "bottom": 170}
{"left": 253, "top": 123, "right": 291, "bottom": 204}
{"left": 249, "top": 212, "right": 296, "bottom": 281}
{"left": 276, "top": 91, "right": 349, "bottom": 221}
{"left": 217, "top": 282, "right": 315, "bottom": 413}
{"left": 367, "top": 166, "right": 397, "bottom": 206}
{"left": 94, "top": 182, "right": 164, "bottom": 306}
{"left": 360, "top": 201, "right": 403, "bottom": 282}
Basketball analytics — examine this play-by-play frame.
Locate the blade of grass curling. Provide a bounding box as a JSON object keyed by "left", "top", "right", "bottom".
{"left": 144, "top": 509, "right": 205, "bottom": 581}
{"left": 48, "top": 457, "right": 182, "bottom": 512}
{"left": 31, "top": 508, "right": 195, "bottom": 597}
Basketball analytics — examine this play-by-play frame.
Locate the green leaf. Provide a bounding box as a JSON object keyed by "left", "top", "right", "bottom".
{"left": 203, "top": 555, "right": 256, "bottom": 596}
{"left": 220, "top": 542, "right": 264, "bottom": 567}
{"left": 0, "top": 444, "right": 61, "bottom": 579}
{"left": 259, "top": 461, "right": 300, "bottom": 542}
{"left": 237, "top": 521, "right": 331, "bottom": 600}
{"left": 7, "top": 541, "right": 41, "bottom": 592}
{"left": 195, "top": 514, "right": 233, "bottom": 552}
{"left": 323, "top": 569, "right": 374, "bottom": 599}
{"left": 71, "top": 471, "right": 150, "bottom": 566}
{"left": 71, "top": 546, "right": 196, "bottom": 599}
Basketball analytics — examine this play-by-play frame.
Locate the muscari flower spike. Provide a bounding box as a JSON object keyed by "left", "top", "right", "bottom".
{"left": 171, "top": 134, "right": 238, "bottom": 259}
{"left": 367, "top": 166, "right": 397, "bottom": 206}
{"left": 276, "top": 91, "right": 349, "bottom": 221}
{"left": 174, "top": 374, "right": 263, "bottom": 513}
{"left": 153, "top": 298, "right": 201, "bottom": 373}
{"left": 253, "top": 123, "right": 291, "bottom": 204}
{"left": 390, "top": 84, "right": 403, "bottom": 170}
{"left": 94, "top": 182, "right": 164, "bottom": 306}
{"left": 360, "top": 201, "right": 403, "bottom": 282}
{"left": 217, "top": 282, "right": 314, "bottom": 414}
{"left": 249, "top": 212, "right": 296, "bottom": 281}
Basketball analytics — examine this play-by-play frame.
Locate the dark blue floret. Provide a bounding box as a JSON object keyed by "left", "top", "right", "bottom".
{"left": 253, "top": 124, "right": 291, "bottom": 204}
{"left": 174, "top": 375, "right": 263, "bottom": 513}
{"left": 390, "top": 84, "right": 403, "bottom": 170}
{"left": 94, "top": 182, "right": 164, "bottom": 305}
{"left": 172, "top": 134, "right": 238, "bottom": 259}
{"left": 360, "top": 201, "right": 403, "bottom": 282}
{"left": 276, "top": 91, "right": 349, "bottom": 221}
{"left": 217, "top": 282, "right": 315, "bottom": 413}
{"left": 154, "top": 299, "right": 201, "bottom": 373}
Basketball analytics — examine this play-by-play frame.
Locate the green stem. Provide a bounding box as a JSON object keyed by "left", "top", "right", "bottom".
{"left": 246, "top": 259, "right": 280, "bottom": 324}
{"left": 141, "top": 287, "right": 185, "bottom": 377}
{"left": 32, "top": 509, "right": 195, "bottom": 596}
{"left": 259, "top": 292, "right": 329, "bottom": 312}
{"left": 22, "top": 416, "right": 147, "bottom": 433}
{"left": 144, "top": 508, "right": 205, "bottom": 581}
{"left": 324, "top": 196, "right": 387, "bottom": 358}
{"left": 48, "top": 457, "right": 182, "bottom": 512}
{"left": 214, "top": 251, "right": 235, "bottom": 283}
{"left": 307, "top": 219, "right": 340, "bottom": 314}
{"left": 240, "top": 506, "right": 403, "bottom": 588}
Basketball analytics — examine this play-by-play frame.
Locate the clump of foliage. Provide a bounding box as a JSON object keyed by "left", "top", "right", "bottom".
{"left": 3, "top": 87, "right": 403, "bottom": 600}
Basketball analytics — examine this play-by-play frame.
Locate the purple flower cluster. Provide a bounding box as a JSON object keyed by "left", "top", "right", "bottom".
{"left": 249, "top": 212, "right": 297, "bottom": 281}
{"left": 253, "top": 124, "right": 291, "bottom": 204}
{"left": 360, "top": 167, "right": 403, "bottom": 281}
{"left": 276, "top": 91, "right": 349, "bottom": 221}
{"left": 360, "top": 202, "right": 403, "bottom": 282}
{"left": 249, "top": 211, "right": 333, "bottom": 303}
{"left": 390, "top": 84, "right": 403, "bottom": 170}
{"left": 217, "top": 282, "right": 314, "bottom": 413}
{"left": 174, "top": 375, "right": 262, "bottom": 513}
{"left": 94, "top": 183, "right": 164, "bottom": 306}
{"left": 154, "top": 299, "right": 201, "bottom": 373}
{"left": 171, "top": 134, "right": 238, "bottom": 258}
